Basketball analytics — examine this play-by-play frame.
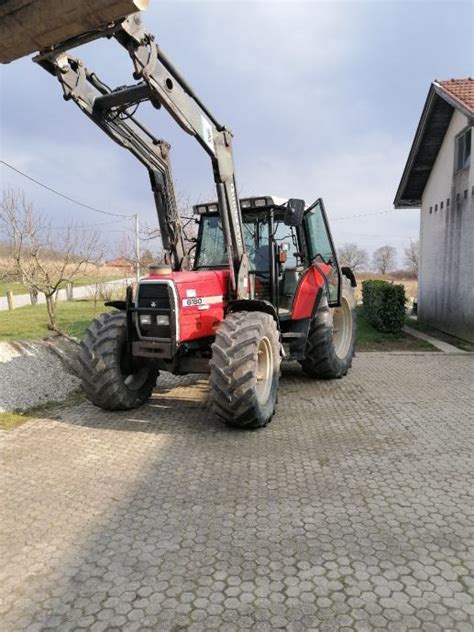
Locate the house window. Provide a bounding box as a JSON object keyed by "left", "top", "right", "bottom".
{"left": 435, "top": 204, "right": 438, "bottom": 211}
{"left": 447, "top": 198, "right": 450, "bottom": 207}
{"left": 455, "top": 128, "right": 471, "bottom": 172}
{"left": 440, "top": 201, "right": 444, "bottom": 209}
{"left": 429, "top": 206, "right": 433, "bottom": 214}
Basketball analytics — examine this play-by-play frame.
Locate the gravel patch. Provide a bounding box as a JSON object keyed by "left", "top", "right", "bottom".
{"left": 0, "top": 339, "right": 81, "bottom": 412}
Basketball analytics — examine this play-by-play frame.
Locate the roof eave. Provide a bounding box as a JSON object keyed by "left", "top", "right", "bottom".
{"left": 393, "top": 85, "right": 437, "bottom": 209}
{"left": 394, "top": 201, "right": 421, "bottom": 210}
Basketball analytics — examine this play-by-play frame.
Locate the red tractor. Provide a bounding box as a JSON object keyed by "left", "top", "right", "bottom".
{"left": 1, "top": 1, "right": 357, "bottom": 428}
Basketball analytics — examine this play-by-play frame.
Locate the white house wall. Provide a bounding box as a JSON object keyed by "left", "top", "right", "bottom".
{"left": 420, "top": 109, "right": 474, "bottom": 342}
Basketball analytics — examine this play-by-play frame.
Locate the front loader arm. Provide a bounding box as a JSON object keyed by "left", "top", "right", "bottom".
{"left": 38, "top": 52, "right": 188, "bottom": 271}
{"left": 35, "top": 13, "right": 249, "bottom": 297}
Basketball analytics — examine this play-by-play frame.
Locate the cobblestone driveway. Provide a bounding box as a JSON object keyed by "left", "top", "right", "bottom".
{"left": 1, "top": 353, "right": 473, "bottom": 631}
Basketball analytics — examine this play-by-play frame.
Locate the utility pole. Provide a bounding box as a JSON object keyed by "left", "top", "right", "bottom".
{"left": 135, "top": 213, "right": 140, "bottom": 284}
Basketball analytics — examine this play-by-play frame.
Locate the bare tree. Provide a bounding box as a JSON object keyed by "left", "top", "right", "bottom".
{"left": 140, "top": 192, "right": 198, "bottom": 265}
{"left": 0, "top": 241, "right": 15, "bottom": 283}
{"left": 0, "top": 188, "right": 102, "bottom": 331}
{"left": 338, "top": 242, "right": 368, "bottom": 272}
{"left": 404, "top": 240, "right": 419, "bottom": 277}
{"left": 115, "top": 233, "right": 136, "bottom": 269}
{"left": 372, "top": 245, "right": 397, "bottom": 275}
{"left": 140, "top": 248, "right": 162, "bottom": 273}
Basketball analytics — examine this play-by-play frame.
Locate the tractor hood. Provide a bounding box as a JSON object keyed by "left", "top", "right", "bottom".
{"left": 141, "top": 269, "right": 231, "bottom": 342}
{"left": 143, "top": 268, "right": 231, "bottom": 309}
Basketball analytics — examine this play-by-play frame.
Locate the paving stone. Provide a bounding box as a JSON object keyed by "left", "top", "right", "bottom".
{"left": 1, "top": 354, "right": 473, "bottom": 630}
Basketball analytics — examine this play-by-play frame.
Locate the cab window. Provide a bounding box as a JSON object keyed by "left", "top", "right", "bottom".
{"left": 304, "top": 199, "right": 339, "bottom": 304}
{"left": 304, "top": 200, "right": 334, "bottom": 264}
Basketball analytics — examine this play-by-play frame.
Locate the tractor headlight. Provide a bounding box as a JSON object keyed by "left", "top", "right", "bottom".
{"left": 140, "top": 314, "right": 152, "bottom": 325}
{"left": 156, "top": 314, "right": 170, "bottom": 326}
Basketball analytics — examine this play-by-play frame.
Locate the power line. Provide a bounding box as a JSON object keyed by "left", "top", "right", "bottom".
{"left": 48, "top": 218, "right": 130, "bottom": 230}
{"left": 0, "top": 159, "right": 135, "bottom": 219}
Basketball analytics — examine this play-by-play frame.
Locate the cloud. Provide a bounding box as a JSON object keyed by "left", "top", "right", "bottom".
{"left": 236, "top": 127, "right": 419, "bottom": 253}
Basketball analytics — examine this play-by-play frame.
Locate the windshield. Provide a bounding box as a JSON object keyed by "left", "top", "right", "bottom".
{"left": 196, "top": 214, "right": 272, "bottom": 271}
{"left": 195, "top": 215, "right": 227, "bottom": 268}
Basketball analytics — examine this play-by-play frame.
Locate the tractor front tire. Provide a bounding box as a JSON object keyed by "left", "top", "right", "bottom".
{"left": 301, "top": 279, "right": 356, "bottom": 379}
{"left": 210, "top": 311, "right": 281, "bottom": 429}
{"left": 79, "top": 311, "right": 159, "bottom": 410}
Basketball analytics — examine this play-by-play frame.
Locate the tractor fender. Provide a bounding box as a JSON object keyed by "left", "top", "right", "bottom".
{"left": 104, "top": 300, "right": 127, "bottom": 310}
{"left": 291, "top": 265, "right": 329, "bottom": 320}
{"left": 227, "top": 299, "right": 279, "bottom": 327}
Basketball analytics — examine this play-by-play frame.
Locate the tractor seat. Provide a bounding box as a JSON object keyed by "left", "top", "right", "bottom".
{"left": 281, "top": 267, "right": 304, "bottom": 297}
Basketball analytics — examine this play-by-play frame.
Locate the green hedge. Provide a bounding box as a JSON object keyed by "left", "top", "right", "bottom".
{"left": 362, "top": 280, "right": 406, "bottom": 333}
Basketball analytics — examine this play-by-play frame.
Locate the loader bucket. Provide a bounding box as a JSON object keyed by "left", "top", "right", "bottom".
{"left": 0, "top": 0, "right": 149, "bottom": 64}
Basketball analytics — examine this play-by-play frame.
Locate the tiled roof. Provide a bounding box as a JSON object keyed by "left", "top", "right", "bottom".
{"left": 436, "top": 78, "right": 474, "bottom": 114}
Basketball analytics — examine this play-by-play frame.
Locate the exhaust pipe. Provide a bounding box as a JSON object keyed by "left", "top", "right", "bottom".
{"left": 0, "top": 0, "right": 149, "bottom": 64}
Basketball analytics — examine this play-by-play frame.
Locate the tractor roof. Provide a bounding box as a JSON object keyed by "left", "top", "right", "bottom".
{"left": 193, "top": 195, "right": 289, "bottom": 215}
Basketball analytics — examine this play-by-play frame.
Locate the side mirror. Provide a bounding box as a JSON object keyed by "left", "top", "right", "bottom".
{"left": 284, "top": 198, "right": 305, "bottom": 226}
{"left": 278, "top": 243, "right": 289, "bottom": 264}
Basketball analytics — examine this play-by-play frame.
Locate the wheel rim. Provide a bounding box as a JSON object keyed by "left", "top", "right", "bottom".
{"left": 256, "top": 336, "right": 273, "bottom": 405}
{"left": 123, "top": 369, "right": 149, "bottom": 391}
{"left": 332, "top": 296, "right": 353, "bottom": 359}
{"left": 120, "top": 348, "right": 150, "bottom": 391}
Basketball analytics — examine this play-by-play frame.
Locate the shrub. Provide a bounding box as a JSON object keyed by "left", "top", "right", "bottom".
{"left": 362, "top": 280, "right": 406, "bottom": 333}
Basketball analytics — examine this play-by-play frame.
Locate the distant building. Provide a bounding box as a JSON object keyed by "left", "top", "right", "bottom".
{"left": 105, "top": 258, "right": 134, "bottom": 272}
{"left": 394, "top": 78, "right": 474, "bottom": 343}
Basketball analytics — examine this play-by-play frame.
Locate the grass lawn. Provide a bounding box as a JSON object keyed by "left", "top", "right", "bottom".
{"left": 356, "top": 306, "right": 435, "bottom": 352}
{"left": 0, "top": 280, "right": 27, "bottom": 296}
{"left": 0, "top": 410, "right": 33, "bottom": 430}
{"left": 0, "top": 300, "right": 114, "bottom": 341}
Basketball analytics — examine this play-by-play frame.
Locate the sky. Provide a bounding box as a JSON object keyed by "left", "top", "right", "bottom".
{"left": 0, "top": 0, "right": 473, "bottom": 264}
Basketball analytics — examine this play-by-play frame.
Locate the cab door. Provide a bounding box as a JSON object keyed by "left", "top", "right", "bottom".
{"left": 303, "top": 198, "right": 341, "bottom": 306}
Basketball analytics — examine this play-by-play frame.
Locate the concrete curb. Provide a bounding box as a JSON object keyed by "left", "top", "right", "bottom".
{"left": 403, "top": 325, "right": 468, "bottom": 354}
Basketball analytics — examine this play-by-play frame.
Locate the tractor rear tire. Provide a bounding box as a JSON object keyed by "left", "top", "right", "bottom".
{"left": 79, "top": 311, "right": 159, "bottom": 410}
{"left": 210, "top": 311, "right": 281, "bottom": 429}
{"left": 301, "top": 279, "right": 356, "bottom": 379}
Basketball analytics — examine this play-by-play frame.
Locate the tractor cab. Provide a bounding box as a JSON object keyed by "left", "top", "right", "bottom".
{"left": 193, "top": 195, "right": 342, "bottom": 318}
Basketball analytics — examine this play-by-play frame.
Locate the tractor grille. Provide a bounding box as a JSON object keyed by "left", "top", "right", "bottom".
{"left": 136, "top": 282, "right": 175, "bottom": 340}
{"left": 137, "top": 282, "right": 170, "bottom": 308}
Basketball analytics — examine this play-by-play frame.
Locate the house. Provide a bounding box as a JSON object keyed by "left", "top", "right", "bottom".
{"left": 394, "top": 78, "right": 474, "bottom": 343}
{"left": 104, "top": 258, "right": 135, "bottom": 273}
